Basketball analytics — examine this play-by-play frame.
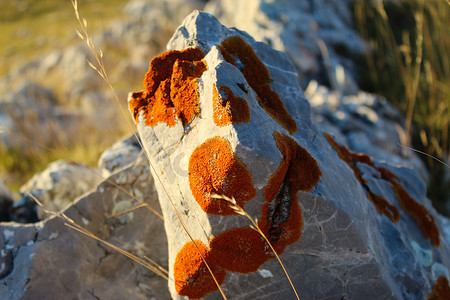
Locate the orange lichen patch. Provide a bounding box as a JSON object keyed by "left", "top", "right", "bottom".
{"left": 265, "top": 132, "right": 322, "bottom": 198}
{"left": 128, "top": 47, "right": 207, "bottom": 127}
{"left": 366, "top": 192, "right": 400, "bottom": 222}
{"left": 218, "top": 36, "right": 298, "bottom": 134}
{"left": 143, "top": 48, "right": 205, "bottom": 95}
{"left": 324, "top": 132, "right": 401, "bottom": 223}
{"left": 174, "top": 240, "right": 226, "bottom": 299}
{"left": 209, "top": 227, "right": 271, "bottom": 273}
{"left": 213, "top": 84, "right": 251, "bottom": 126}
{"left": 324, "top": 132, "right": 360, "bottom": 177}
{"left": 428, "top": 276, "right": 450, "bottom": 300}
{"left": 324, "top": 132, "right": 440, "bottom": 246}
{"left": 259, "top": 132, "right": 322, "bottom": 253}
{"left": 378, "top": 166, "right": 440, "bottom": 247}
{"left": 394, "top": 183, "right": 440, "bottom": 247}
{"left": 259, "top": 196, "right": 303, "bottom": 254}
{"left": 189, "top": 136, "right": 256, "bottom": 215}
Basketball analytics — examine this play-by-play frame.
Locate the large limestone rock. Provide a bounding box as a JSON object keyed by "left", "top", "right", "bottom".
{"left": 129, "top": 11, "right": 450, "bottom": 299}
{"left": 0, "top": 153, "right": 169, "bottom": 299}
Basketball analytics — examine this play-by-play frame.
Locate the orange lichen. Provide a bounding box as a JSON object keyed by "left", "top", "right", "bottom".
{"left": 259, "top": 132, "right": 322, "bottom": 253}
{"left": 428, "top": 276, "right": 450, "bottom": 300}
{"left": 189, "top": 136, "right": 256, "bottom": 215}
{"left": 213, "top": 84, "right": 251, "bottom": 126}
{"left": 129, "top": 47, "right": 207, "bottom": 127}
{"left": 174, "top": 240, "right": 226, "bottom": 299}
{"left": 378, "top": 167, "right": 440, "bottom": 247}
{"left": 324, "top": 132, "right": 440, "bottom": 247}
{"left": 324, "top": 132, "right": 401, "bottom": 223}
{"left": 366, "top": 192, "right": 400, "bottom": 223}
{"left": 259, "top": 196, "right": 303, "bottom": 254}
{"left": 209, "top": 227, "right": 271, "bottom": 273}
{"left": 218, "top": 36, "right": 298, "bottom": 134}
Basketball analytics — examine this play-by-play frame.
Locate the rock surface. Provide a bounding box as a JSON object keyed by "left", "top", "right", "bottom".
{"left": 0, "top": 153, "right": 169, "bottom": 300}
{"left": 98, "top": 134, "right": 143, "bottom": 177}
{"left": 305, "top": 80, "right": 427, "bottom": 178}
{"left": 205, "top": 0, "right": 367, "bottom": 92}
{"left": 130, "top": 11, "right": 450, "bottom": 299}
{"left": 20, "top": 160, "right": 104, "bottom": 220}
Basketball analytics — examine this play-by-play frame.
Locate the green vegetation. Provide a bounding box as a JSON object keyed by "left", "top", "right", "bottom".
{"left": 0, "top": 136, "right": 120, "bottom": 191}
{"left": 353, "top": 0, "right": 449, "bottom": 214}
{"left": 0, "top": 0, "right": 128, "bottom": 76}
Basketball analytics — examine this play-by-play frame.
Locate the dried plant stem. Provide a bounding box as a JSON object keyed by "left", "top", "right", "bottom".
{"left": 404, "top": 3, "right": 424, "bottom": 149}
{"left": 211, "top": 194, "right": 301, "bottom": 300}
{"left": 71, "top": 1, "right": 226, "bottom": 297}
{"left": 28, "top": 193, "right": 170, "bottom": 281}
{"left": 398, "top": 142, "right": 450, "bottom": 169}
{"left": 375, "top": 0, "right": 424, "bottom": 149}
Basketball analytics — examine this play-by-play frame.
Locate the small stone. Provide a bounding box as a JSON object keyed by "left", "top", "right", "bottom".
{"left": 20, "top": 160, "right": 104, "bottom": 220}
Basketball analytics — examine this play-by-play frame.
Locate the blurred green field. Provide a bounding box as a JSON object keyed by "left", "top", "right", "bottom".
{"left": 0, "top": 0, "right": 128, "bottom": 76}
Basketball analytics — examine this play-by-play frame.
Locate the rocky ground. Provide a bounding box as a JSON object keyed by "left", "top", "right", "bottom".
{"left": 0, "top": 0, "right": 449, "bottom": 299}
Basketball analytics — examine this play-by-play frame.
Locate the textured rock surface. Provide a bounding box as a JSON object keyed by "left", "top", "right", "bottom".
{"left": 0, "top": 153, "right": 169, "bottom": 300}
{"left": 130, "top": 11, "right": 450, "bottom": 299}
{"left": 98, "top": 134, "right": 142, "bottom": 177}
{"left": 305, "top": 80, "right": 427, "bottom": 178}
{"left": 20, "top": 160, "right": 104, "bottom": 220}
{"left": 205, "top": 0, "right": 367, "bottom": 92}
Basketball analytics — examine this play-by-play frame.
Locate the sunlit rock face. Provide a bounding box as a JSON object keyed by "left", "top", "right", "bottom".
{"left": 130, "top": 11, "right": 450, "bottom": 300}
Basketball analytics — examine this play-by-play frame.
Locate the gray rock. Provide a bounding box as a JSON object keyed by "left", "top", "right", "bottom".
{"left": 0, "top": 154, "right": 169, "bottom": 300}
{"left": 305, "top": 80, "right": 428, "bottom": 179}
{"left": 205, "top": 0, "right": 368, "bottom": 92}
{"left": 130, "top": 11, "right": 450, "bottom": 299}
{"left": 37, "top": 50, "right": 62, "bottom": 75}
{"left": 98, "top": 134, "right": 143, "bottom": 177}
{"left": 441, "top": 216, "right": 450, "bottom": 246}
{"left": 20, "top": 160, "right": 104, "bottom": 220}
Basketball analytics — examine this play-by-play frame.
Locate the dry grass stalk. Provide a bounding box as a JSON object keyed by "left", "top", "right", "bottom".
{"left": 398, "top": 142, "right": 450, "bottom": 169}
{"left": 354, "top": 0, "right": 449, "bottom": 162}
{"left": 210, "top": 193, "right": 301, "bottom": 300}
{"left": 28, "top": 193, "right": 170, "bottom": 280}
{"left": 70, "top": 1, "right": 227, "bottom": 297}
